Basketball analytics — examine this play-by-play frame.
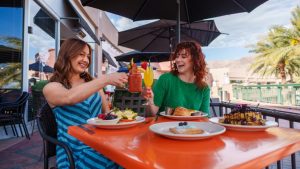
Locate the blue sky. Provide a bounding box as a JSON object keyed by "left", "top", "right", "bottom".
{"left": 0, "top": 8, "right": 23, "bottom": 42}
{"left": 106, "top": 0, "right": 299, "bottom": 61}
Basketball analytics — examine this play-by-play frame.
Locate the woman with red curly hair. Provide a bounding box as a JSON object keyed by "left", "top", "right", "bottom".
{"left": 145, "top": 41, "right": 210, "bottom": 116}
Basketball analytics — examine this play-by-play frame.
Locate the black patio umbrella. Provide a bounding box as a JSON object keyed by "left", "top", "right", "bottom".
{"left": 115, "top": 51, "right": 171, "bottom": 62}
{"left": 29, "top": 61, "right": 54, "bottom": 73}
{"left": 119, "top": 19, "right": 222, "bottom": 52}
{"left": 81, "top": 0, "right": 268, "bottom": 42}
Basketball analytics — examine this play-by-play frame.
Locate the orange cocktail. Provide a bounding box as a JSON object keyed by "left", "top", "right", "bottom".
{"left": 128, "top": 64, "right": 142, "bottom": 93}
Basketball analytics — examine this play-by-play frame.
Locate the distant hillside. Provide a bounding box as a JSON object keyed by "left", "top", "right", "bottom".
{"left": 207, "top": 55, "right": 257, "bottom": 78}
{"left": 207, "top": 56, "right": 255, "bottom": 70}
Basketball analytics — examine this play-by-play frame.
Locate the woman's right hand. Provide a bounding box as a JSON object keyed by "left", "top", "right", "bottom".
{"left": 105, "top": 72, "right": 128, "bottom": 87}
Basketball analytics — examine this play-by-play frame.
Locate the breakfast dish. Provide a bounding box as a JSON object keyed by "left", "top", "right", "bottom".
{"left": 209, "top": 117, "right": 278, "bottom": 131}
{"left": 160, "top": 111, "right": 207, "bottom": 120}
{"left": 87, "top": 108, "right": 144, "bottom": 129}
{"left": 169, "top": 122, "right": 204, "bottom": 134}
{"left": 87, "top": 116, "right": 145, "bottom": 129}
{"left": 149, "top": 122, "right": 226, "bottom": 140}
{"left": 173, "top": 107, "right": 195, "bottom": 116}
{"left": 219, "top": 111, "right": 266, "bottom": 126}
{"left": 209, "top": 105, "right": 278, "bottom": 131}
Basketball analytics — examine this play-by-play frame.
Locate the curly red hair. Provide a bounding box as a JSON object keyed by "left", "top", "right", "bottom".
{"left": 170, "top": 41, "right": 207, "bottom": 88}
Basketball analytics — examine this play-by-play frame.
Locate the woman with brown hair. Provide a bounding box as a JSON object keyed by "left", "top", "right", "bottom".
{"left": 145, "top": 41, "right": 210, "bottom": 116}
{"left": 43, "top": 38, "right": 127, "bottom": 168}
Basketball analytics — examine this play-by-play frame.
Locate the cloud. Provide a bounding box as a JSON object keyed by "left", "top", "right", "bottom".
{"left": 207, "top": 0, "right": 299, "bottom": 48}
{"left": 106, "top": 13, "right": 157, "bottom": 31}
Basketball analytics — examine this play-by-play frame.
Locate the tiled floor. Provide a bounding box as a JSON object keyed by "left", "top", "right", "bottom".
{"left": 0, "top": 131, "right": 56, "bottom": 169}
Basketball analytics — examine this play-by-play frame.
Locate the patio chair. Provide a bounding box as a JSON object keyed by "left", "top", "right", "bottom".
{"left": 30, "top": 90, "right": 47, "bottom": 135}
{"left": 0, "top": 91, "right": 30, "bottom": 139}
{"left": 112, "top": 88, "right": 148, "bottom": 116}
{"left": 37, "top": 103, "right": 75, "bottom": 169}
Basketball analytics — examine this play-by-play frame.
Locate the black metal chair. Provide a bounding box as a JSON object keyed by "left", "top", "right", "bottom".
{"left": 0, "top": 91, "right": 30, "bottom": 139}
{"left": 37, "top": 103, "right": 75, "bottom": 169}
{"left": 30, "top": 90, "right": 47, "bottom": 135}
{"left": 113, "top": 88, "right": 148, "bottom": 116}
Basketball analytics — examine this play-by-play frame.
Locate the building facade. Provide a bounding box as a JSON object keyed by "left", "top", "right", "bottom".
{"left": 0, "top": 0, "right": 126, "bottom": 139}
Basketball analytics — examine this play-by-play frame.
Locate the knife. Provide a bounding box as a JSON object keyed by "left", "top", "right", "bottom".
{"left": 154, "top": 112, "right": 160, "bottom": 122}
{"left": 78, "top": 124, "right": 95, "bottom": 134}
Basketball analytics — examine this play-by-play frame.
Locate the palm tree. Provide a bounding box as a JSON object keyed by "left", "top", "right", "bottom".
{"left": 250, "top": 6, "right": 300, "bottom": 84}
{"left": 0, "top": 37, "right": 22, "bottom": 88}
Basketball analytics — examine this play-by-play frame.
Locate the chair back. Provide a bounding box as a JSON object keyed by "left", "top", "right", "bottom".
{"left": 113, "top": 89, "right": 147, "bottom": 116}
{"left": 30, "top": 90, "right": 46, "bottom": 121}
{"left": 37, "top": 103, "right": 57, "bottom": 157}
{"left": 17, "top": 92, "right": 29, "bottom": 117}
{"left": 210, "top": 98, "right": 221, "bottom": 117}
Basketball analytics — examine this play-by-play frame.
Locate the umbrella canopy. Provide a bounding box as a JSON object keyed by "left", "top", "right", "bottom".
{"left": 29, "top": 61, "right": 54, "bottom": 73}
{"left": 115, "top": 51, "right": 171, "bottom": 62}
{"left": 81, "top": 0, "right": 268, "bottom": 41}
{"left": 119, "top": 19, "right": 222, "bottom": 52}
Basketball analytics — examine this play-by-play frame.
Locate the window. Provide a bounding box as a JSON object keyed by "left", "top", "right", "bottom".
{"left": 0, "top": 0, "right": 24, "bottom": 89}
{"left": 28, "top": 1, "right": 55, "bottom": 83}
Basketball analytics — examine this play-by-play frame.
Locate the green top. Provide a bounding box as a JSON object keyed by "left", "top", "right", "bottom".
{"left": 153, "top": 73, "right": 210, "bottom": 116}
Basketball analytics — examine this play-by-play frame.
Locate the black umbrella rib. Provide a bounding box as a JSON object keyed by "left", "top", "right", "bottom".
{"left": 133, "top": 0, "right": 150, "bottom": 21}
{"left": 142, "top": 29, "right": 167, "bottom": 52}
{"left": 231, "top": 0, "right": 250, "bottom": 12}
{"left": 183, "top": 0, "right": 191, "bottom": 23}
{"left": 82, "top": 0, "right": 95, "bottom": 6}
{"left": 119, "top": 28, "right": 162, "bottom": 45}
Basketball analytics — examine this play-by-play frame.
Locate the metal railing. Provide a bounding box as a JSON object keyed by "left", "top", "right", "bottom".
{"left": 232, "top": 84, "right": 300, "bottom": 106}
{"left": 210, "top": 101, "right": 300, "bottom": 169}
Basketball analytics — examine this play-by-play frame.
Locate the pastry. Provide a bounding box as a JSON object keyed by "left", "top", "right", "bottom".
{"left": 220, "top": 111, "right": 266, "bottom": 126}
{"left": 169, "top": 122, "right": 204, "bottom": 134}
{"left": 173, "top": 107, "right": 195, "bottom": 116}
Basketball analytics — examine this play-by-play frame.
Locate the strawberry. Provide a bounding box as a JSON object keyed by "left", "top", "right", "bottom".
{"left": 97, "top": 114, "right": 106, "bottom": 119}
{"left": 141, "top": 61, "right": 148, "bottom": 70}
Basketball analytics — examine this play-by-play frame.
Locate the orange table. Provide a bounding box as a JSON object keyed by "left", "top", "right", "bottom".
{"left": 68, "top": 118, "right": 300, "bottom": 169}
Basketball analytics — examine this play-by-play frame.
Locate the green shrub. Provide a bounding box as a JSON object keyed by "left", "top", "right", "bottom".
{"left": 31, "top": 80, "right": 48, "bottom": 91}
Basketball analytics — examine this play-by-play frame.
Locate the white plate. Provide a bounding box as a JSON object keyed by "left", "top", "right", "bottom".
{"left": 149, "top": 122, "right": 226, "bottom": 140}
{"left": 87, "top": 116, "right": 145, "bottom": 129}
{"left": 209, "top": 117, "right": 278, "bottom": 131}
{"left": 159, "top": 111, "right": 208, "bottom": 120}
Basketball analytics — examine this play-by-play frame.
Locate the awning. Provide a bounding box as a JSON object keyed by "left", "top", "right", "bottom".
{"left": 33, "top": 1, "right": 100, "bottom": 45}
{"left": 103, "top": 50, "right": 117, "bottom": 68}
{"left": 34, "top": 9, "right": 55, "bottom": 39}
{"left": 67, "top": 0, "right": 100, "bottom": 45}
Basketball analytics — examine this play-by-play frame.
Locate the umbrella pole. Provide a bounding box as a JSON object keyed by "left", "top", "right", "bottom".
{"left": 177, "top": 0, "right": 181, "bottom": 43}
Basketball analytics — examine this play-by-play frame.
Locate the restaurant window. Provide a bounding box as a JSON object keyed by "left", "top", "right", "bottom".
{"left": 28, "top": 1, "right": 56, "bottom": 86}
{"left": 0, "top": 0, "right": 24, "bottom": 89}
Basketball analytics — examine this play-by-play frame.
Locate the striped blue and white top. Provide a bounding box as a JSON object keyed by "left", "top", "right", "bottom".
{"left": 52, "top": 92, "right": 121, "bottom": 169}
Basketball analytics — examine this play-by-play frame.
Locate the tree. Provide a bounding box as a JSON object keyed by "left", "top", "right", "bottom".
{"left": 250, "top": 6, "right": 300, "bottom": 84}
{"left": 0, "top": 37, "right": 22, "bottom": 88}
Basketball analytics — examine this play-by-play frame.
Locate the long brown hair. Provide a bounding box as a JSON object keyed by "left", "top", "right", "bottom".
{"left": 170, "top": 41, "right": 207, "bottom": 88}
{"left": 50, "top": 38, "right": 93, "bottom": 89}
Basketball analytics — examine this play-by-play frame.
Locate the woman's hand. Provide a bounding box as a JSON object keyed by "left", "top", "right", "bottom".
{"left": 142, "top": 87, "right": 153, "bottom": 100}
{"left": 105, "top": 72, "right": 128, "bottom": 87}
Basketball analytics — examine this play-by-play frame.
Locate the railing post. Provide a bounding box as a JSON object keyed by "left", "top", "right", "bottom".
{"left": 258, "top": 85, "right": 262, "bottom": 102}
{"left": 277, "top": 86, "right": 283, "bottom": 104}
{"left": 291, "top": 86, "right": 296, "bottom": 105}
